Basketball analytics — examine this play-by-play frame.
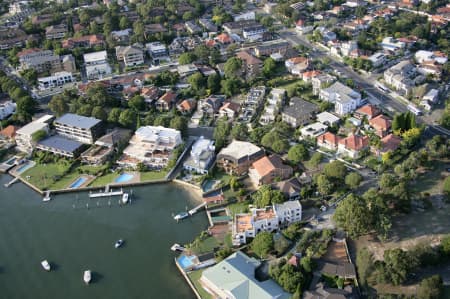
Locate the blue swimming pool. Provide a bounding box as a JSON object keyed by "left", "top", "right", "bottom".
{"left": 115, "top": 173, "right": 134, "bottom": 183}
{"left": 69, "top": 177, "right": 87, "bottom": 189}
{"left": 202, "top": 180, "right": 219, "bottom": 192}
{"left": 5, "top": 157, "right": 17, "bottom": 165}
{"left": 178, "top": 255, "right": 196, "bottom": 269}
{"left": 15, "top": 162, "right": 33, "bottom": 174}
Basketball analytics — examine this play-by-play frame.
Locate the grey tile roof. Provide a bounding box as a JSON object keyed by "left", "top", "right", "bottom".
{"left": 55, "top": 113, "right": 102, "bottom": 130}
{"left": 283, "top": 97, "right": 318, "bottom": 118}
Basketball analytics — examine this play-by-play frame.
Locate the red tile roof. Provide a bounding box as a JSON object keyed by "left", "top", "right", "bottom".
{"left": 178, "top": 99, "right": 196, "bottom": 111}
{"left": 252, "top": 155, "right": 291, "bottom": 177}
{"left": 339, "top": 134, "right": 369, "bottom": 151}
{"left": 0, "top": 125, "right": 17, "bottom": 138}
{"left": 380, "top": 134, "right": 402, "bottom": 152}
{"left": 236, "top": 51, "right": 262, "bottom": 65}
{"left": 158, "top": 91, "right": 177, "bottom": 104}
{"left": 355, "top": 104, "right": 380, "bottom": 119}
{"left": 317, "top": 132, "right": 340, "bottom": 147}
{"left": 216, "top": 33, "right": 232, "bottom": 44}
{"left": 369, "top": 114, "right": 391, "bottom": 131}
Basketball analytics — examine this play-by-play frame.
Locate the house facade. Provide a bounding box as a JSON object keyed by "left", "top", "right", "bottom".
{"left": 115, "top": 45, "right": 144, "bottom": 67}
{"left": 249, "top": 154, "right": 293, "bottom": 186}
{"left": 84, "top": 51, "right": 112, "bottom": 80}
{"left": 54, "top": 113, "right": 104, "bottom": 144}
{"left": 216, "top": 140, "right": 264, "bottom": 175}
{"left": 319, "top": 82, "right": 361, "bottom": 115}
{"left": 183, "top": 136, "right": 215, "bottom": 174}
{"left": 282, "top": 97, "right": 319, "bottom": 128}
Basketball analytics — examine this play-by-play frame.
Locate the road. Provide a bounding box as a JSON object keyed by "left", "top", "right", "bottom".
{"left": 278, "top": 29, "right": 450, "bottom": 137}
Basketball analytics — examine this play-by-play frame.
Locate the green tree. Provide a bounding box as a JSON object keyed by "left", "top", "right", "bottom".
{"left": 383, "top": 248, "right": 418, "bottom": 285}
{"left": 288, "top": 144, "right": 309, "bottom": 164}
{"left": 48, "top": 95, "right": 69, "bottom": 117}
{"left": 128, "top": 95, "right": 146, "bottom": 111}
{"left": 272, "top": 139, "right": 289, "bottom": 154}
{"left": 323, "top": 160, "right": 347, "bottom": 180}
{"left": 20, "top": 69, "right": 37, "bottom": 84}
{"left": 119, "top": 109, "right": 136, "bottom": 128}
{"left": 223, "top": 57, "right": 242, "bottom": 79}
{"left": 91, "top": 106, "right": 107, "bottom": 121}
{"left": 334, "top": 194, "right": 372, "bottom": 237}
{"left": 108, "top": 107, "right": 122, "bottom": 124}
{"left": 417, "top": 275, "right": 443, "bottom": 299}
{"left": 220, "top": 78, "right": 241, "bottom": 97}
{"left": 441, "top": 235, "right": 450, "bottom": 256}
{"left": 316, "top": 174, "right": 333, "bottom": 195}
{"left": 444, "top": 176, "right": 450, "bottom": 199}
{"left": 230, "top": 123, "right": 248, "bottom": 141}
{"left": 309, "top": 152, "right": 323, "bottom": 168}
{"left": 345, "top": 172, "right": 363, "bottom": 190}
{"left": 178, "top": 52, "right": 197, "bottom": 65}
{"left": 119, "top": 16, "right": 130, "bottom": 30}
{"left": 213, "top": 120, "right": 231, "bottom": 150}
{"left": 169, "top": 116, "right": 188, "bottom": 136}
{"left": 207, "top": 73, "right": 221, "bottom": 93}
{"left": 16, "top": 96, "right": 37, "bottom": 122}
{"left": 187, "top": 72, "right": 206, "bottom": 95}
{"left": 251, "top": 231, "right": 274, "bottom": 258}
{"left": 263, "top": 57, "right": 277, "bottom": 78}
{"left": 356, "top": 247, "right": 374, "bottom": 286}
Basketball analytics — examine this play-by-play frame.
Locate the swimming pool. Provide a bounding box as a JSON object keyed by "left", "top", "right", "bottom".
{"left": 69, "top": 177, "right": 87, "bottom": 189}
{"left": 5, "top": 157, "right": 17, "bottom": 165}
{"left": 115, "top": 173, "right": 134, "bottom": 183}
{"left": 202, "top": 180, "right": 219, "bottom": 192}
{"left": 177, "top": 255, "right": 196, "bottom": 269}
{"left": 15, "top": 162, "right": 33, "bottom": 174}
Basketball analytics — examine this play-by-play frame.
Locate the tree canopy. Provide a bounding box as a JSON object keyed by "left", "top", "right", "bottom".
{"left": 251, "top": 231, "right": 274, "bottom": 258}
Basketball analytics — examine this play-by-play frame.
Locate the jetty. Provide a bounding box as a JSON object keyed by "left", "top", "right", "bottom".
{"left": 188, "top": 202, "right": 206, "bottom": 216}
{"left": 89, "top": 186, "right": 124, "bottom": 198}
{"left": 4, "top": 176, "right": 20, "bottom": 188}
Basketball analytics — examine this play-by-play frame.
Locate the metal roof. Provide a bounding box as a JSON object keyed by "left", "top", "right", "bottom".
{"left": 55, "top": 113, "right": 101, "bottom": 130}
{"left": 38, "top": 135, "right": 83, "bottom": 153}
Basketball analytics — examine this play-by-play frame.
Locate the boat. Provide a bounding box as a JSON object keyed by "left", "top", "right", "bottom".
{"left": 41, "top": 260, "right": 51, "bottom": 271}
{"left": 83, "top": 270, "right": 92, "bottom": 284}
{"left": 115, "top": 239, "right": 124, "bottom": 248}
{"left": 174, "top": 212, "right": 189, "bottom": 221}
{"left": 170, "top": 243, "right": 185, "bottom": 252}
{"left": 43, "top": 191, "right": 51, "bottom": 202}
{"left": 121, "top": 193, "right": 129, "bottom": 204}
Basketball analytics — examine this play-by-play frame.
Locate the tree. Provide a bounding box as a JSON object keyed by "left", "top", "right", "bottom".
{"left": 345, "top": 172, "right": 363, "bottom": 189}
{"left": 309, "top": 152, "right": 323, "bottom": 168}
{"left": 213, "top": 120, "right": 231, "bottom": 150}
{"left": 48, "top": 95, "right": 69, "bottom": 117}
{"left": 288, "top": 144, "right": 309, "bottom": 164}
{"left": 230, "top": 123, "right": 248, "bottom": 141}
{"left": 441, "top": 235, "right": 450, "bottom": 256}
{"left": 223, "top": 57, "right": 242, "bottom": 79}
{"left": 333, "top": 194, "right": 372, "bottom": 237}
{"left": 443, "top": 176, "right": 450, "bottom": 199}
{"left": 261, "top": 131, "right": 281, "bottom": 149}
{"left": 383, "top": 248, "right": 418, "bottom": 285}
{"left": 169, "top": 116, "right": 188, "bottom": 136}
{"left": 16, "top": 96, "right": 37, "bottom": 122}
{"left": 220, "top": 78, "right": 240, "bottom": 97}
{"left": 128, "top": 95, "right": 146, "bottom": 111}
{"left": 263, "top": 57, "right": 277, "bottom": 78}
{"left": 91, "top": 106, "right": 107, "bottom": 121}
{"left": 178, "top": 52, "right": 197, "bottom": 65}
{"left": 316, "top": 174, "right": 333, "bottom": 195}
{"left": 118, "top": 109, "right": 136, "bottom": 128}
{"left": 207, "top": 73, "right": 221, "bottom": 93}
{"left": 132, "top": 20, "right": 145, "bottom": 42}
{"left": 108, "top": 107, "right": 122, "bottom": 124}
{"left": 187, "top": 72, "right": 206, "bottom": 94}
{"left": 251, "top": 231, "right": 274, "bottom": 258}
{"left": 252, "top": 185, "right": 285, "bottom": 207}
{"left": 119, "top": 16, "right": 130, "bottom": 30}
{"left": 356, "top": 248, "right": 374, "bottom": 286}
{"left": 417, "top": 275, "right": 443, "bottom": 299}
{"left": 20, "top": 69, "right": 37, "bottom": 84}
{"left": 323, "top": 160, "right": 347, "bottom": 180}
{"left": 272, "top": 139, "right": 289, "bottom": 154}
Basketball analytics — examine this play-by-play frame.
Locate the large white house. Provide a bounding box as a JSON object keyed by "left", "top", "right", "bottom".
{"left": 119, "top": 126, "right": 182, "bottom": 168}
{"left": 37, "top": 71, "right": 74, "bottom": 90}
{"left": 0, "top": 101, "right": 16, "bottom": 120}
{"left": 84, "top": 51, "right": 112, "bottom": 80}
{"left": 15, "top": 114, "right": 54, "bottom": 153}
{"left": 183, "top": 136, "right": 215, "bottom": 174}
{"left": 319, "top": 82, "right": 361, "bottom": 115}
{"left": 233, "top": 200, "right": 302, "bottom": 245}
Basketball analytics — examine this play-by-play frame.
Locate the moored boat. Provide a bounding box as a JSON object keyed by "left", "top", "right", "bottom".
{"left": 170, "top": 243, "right": 185, "bottom": 252}
{"left": 122, "top": 193, "right": 129, "bottom": 204}
{"left": 83, "top": 270, "right": 92, "bottom": 284}
{"left": 174, "top": 212, "right": 189, "bottom": 221}
{"left": 115, "top": 239, "right": 124, "bottom": 248}
{"left": 41, "top": 260, "right": 51, "bottom": 271}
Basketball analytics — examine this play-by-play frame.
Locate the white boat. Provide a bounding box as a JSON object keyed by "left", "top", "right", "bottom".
{"left": 83, "top": 270, "right": 92, "bottom": 284}
{"left": 43, "top": 191, "right": 51, "bottom": 202}
{"left": 41, "top": 260, "right": 51, "bottom": 271}
{"left": 122, "top": 193, "right": 129, "bottom": 204}
{"left": 170, "top": 243, "right": 185, "bottom": 252}
{"left": 174, "top": 212, "right": 189, "bottom": 221}
{"left": 115, "top": 239, "right": 124, "bottom": 248}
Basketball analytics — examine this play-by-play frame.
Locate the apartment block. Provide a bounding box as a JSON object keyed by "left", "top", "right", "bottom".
{"left": 54, "top": 113, "right": 103, "bottom": 144}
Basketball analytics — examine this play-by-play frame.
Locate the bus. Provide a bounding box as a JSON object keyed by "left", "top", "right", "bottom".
{"left": 375, "top": 82, "right": 390, "bottom": 93}
{"left": 407, "top": 104, "right": 422, "bottom": 116}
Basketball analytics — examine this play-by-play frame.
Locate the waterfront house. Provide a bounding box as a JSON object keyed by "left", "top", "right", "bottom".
{"left": 200, "top": 251, "right": 290, "bottom": 299}
{"left": 233, "top": 200, "right": 302, "bottom": 245}
{"left": 337, "top": 134, "right": 369, "bottom": 159}
{"left": 54, "top": 113, "right": 104, "bottom": 144}
{"left": 36, "top": 135, "right": 84, "bottom": 158}
{"left": 216, "top": 140, "right": 264, "bottom": 175}
{"left": 249, "top": 154, "right": 293, "bottom": 186}
{"left": 15, "top": 114, "right": 54, "bottom": 153}
{"left": 118, "top": 126, "right": 182, "bottom": 169}
{"left": 183, "top": 136, "right": 215, "bottom": 174}
{"left": 81, "top": 129, "right": 131, "bottom": 165}
{"left": 281, "top": 97, "right": 319, "bottom": 128}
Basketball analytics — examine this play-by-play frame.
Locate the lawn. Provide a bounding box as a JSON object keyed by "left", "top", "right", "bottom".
{"left": 89, "top": 172, "right": 119, "bottom": 187}
{"left": 187, "top": 269, "right": 212, "bottom": 299}
{"left": 190, "top": 236, "right": 219, "bottom": 255}
{"left": 21, "top": 161, "right": 73, "bottom": 190}
{"left": 227, "top": 201, "right": 250, "bottom": 217}
{"left": 140, "top": 170, "right": 167, "bottom": 181}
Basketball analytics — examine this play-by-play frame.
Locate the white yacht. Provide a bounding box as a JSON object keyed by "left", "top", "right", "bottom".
{"left": 122, "top": 193, "right": 129, "bottom": 204}
{"left": 83, "top": 270, "right": 92, "bottom": 284}
{"left": 170, "top": 243, "right": 185, "bottom": 252}
{"left": 115, "top": 239, "right": 124, "bottom": 248}
{"left": 174, "top": 212, "right": 189, "bottom": 221}
{"left": 41, "top": 260, "right": 51, "bottom": 271}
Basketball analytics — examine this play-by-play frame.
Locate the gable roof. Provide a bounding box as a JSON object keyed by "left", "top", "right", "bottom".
{"left": 0, "top": 125, "right": 17, "bottom": 138}
{"left": 158, "top": 91, "right": 177, "bottom": 103}
{"left": 317, "top": 132, "right": 340, "bottom": 146}
{"left": 339, "top": 134, "right": 369, "bottom": 151}
{"left": 355, "top": 104, "right": 380, "bottom": 118}
{"left": 178, "top": 99, "right": 196, "bottom": 111}
{"left": 252, "top": 154, "right": 292, "bottom": 177}
{"left": 380, "top": 133, "right": 402, "bottom": 152}
{"left": 220, "top": 101, "right": 240, "bottom": 113}
{"left": 369, "top": 114, "right": 391, "bottom": 131}
{"left": 236, "top": 51, "right": 262, "bottom": 65}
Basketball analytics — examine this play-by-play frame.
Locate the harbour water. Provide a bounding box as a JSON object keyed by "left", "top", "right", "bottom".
{"left": 0, "top": 174, "right": 208, "bottom": 299}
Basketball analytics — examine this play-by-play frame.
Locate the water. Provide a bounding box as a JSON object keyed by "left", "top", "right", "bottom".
{"left": 177, "top": 255, "right": 196, "bottom": 269}
{"left": 69, "top": 177, "right": 87, "bottom": 189}
{"left": 0, "top": 174, "right": 208, "bottom": 299}
{"left": 114, "top": 173, "right": 134, "bottom": 183}
{"left": 15, "top": 162, "right": 33, "bottom": 174}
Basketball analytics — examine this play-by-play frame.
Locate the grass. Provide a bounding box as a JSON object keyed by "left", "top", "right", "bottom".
{"left": 140, "top": 170, "right": 167, "bottom": 181}
{"left": 89, "top": 172, "right": 119, "bottom": 187}
{"left": 191, "top": 236, "right": 219, "bottom": 255}
{"left": 21, "top": 161, "right": 73, "bottom": 190}
{"left": 227, "top": 201, "right": 250, "bottom": 217}
{"left": 411, "top": 159, "right": 448, "bottom": 195}
{"left": 187, "top": 269, "right": 212, "bottom": 299}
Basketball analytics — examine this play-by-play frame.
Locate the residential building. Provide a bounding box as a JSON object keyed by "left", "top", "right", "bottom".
{"left": 141, "top": 86, "right": 160, "bottom": 104}
{"left": 61, "top": 54, "right": 76, "bottom": 73}
{"left": 249, "top": 154, "right": 293, "bottom": 186}
{"left": 62, "top": 34, "right": 105, "bottom": 49}
{"left": 282, "top": 97, "right": 319, "bottom": 128}
{"left": 84, "top": 51, "right": 112, "bottom": 80}
{"left": 200, "top": 95, "right": 226, "bottom": 117}
{"left": 422, "top": 88, "right": 439, "bottom": 104}
{"left": 54, "top": 113, "right": 103, "bottom": 144}
{"left": 0, "top": 101, "right": 16, "bottom": 120}
{"left": 369, "top": 114, "right": 391, "bottom": 137}
{"left": 177, "top": 64, "right": 198, "bottom": 77}
{"left": 242, "top": 25, "right": 267, "bottom": 42}
{"left": 415, "top": 50, "right": 448, "bottom": 64}
{"left": 177, "top": 98, "right": 197, "bottom": 115}
{"left": 15, "top": 115, "right": 53, "bottom": 153}
{"left": 300, "top": 122, "right": 328, "bottom": 138}
{"left": 338, "top": 134, "right": 369, "bottom": 158}
{"left": 254, "top": 41, "right": 290, "bottom": 57}
{"left": 0, "top": 125, "right": 18, "bottom": 140}
{"left": 17, "top": 48, "right": 61, "bottom": 74}
{"left": 36, "top": 135, "right": 84, "bottom": 158}
{"left": 223, "top": 20, "right": 260, "bottom": 35}
{"left": 146, "top": 42, "right": 168, "bottom": 64}
{"left": 232, "top": 11, "right": 256, "bottom": 22}
{"left": 0, "top": 28, "right": 28, "bottom": 50}
{"left": 200, "top": 251, "right": 290, "bottom": 299}
{"left": 312, "top": 74, "right": 336, "bottom": 95}
{"left": 115, "top": 45, "right": 144, "bottom": 67}
{"left": 316, "top": 111, "right": 340, "bottom": 126}
{"left": 373, "top": 133, "right": 402, "bottom": 156}
{"left": 260, "top": 88, "right": 285, "bottom": 125}
{"left": 236, "top": 51, "right": 262, "bottom": 80}
{"left": 368, "top": 52, "right": 387, "bottom": 68}
{"left": 340, "top": 40, "right": 358, "bottom": 57}
{"left": 233, "top": 201, "right": 302, "bottom": 245}
{"left": 219, "top": 102, "right": 241, "bottom": 119}
{"left": 354, "top": 104, "right": 380, "bottom": 120}
{"left": 285, "top": 56, "right": 309, "bottom": 75}
{"left": 111, "top": 29, "right": 132, "bottom": 44}
{"left": 217, "top": 140, "right": 264, "bottom": 175}
{"left": 144, "top": 24, "right": 167, "bottom": 39}
{"left": 45, "top": 24, "right": 68, "bottom": 40}
{"left": 156, "top": 91, "right": 177, "bottom": 111}
{"left": 319, "top": 82, "right": 361, "bottom": 116}
{"left": 199, "top": 19, "right": 217, "bottom": 33}
{"left": 381, "top": 37, "right": 405, "bottom": 52}
{"left": 317, "top": 132, "right": 340, "bottom": 151}
{"left": 185, "top": 21, "right": 202, "bottom": 34}
{"left": 119, "top": 126, "right": 182, "bottom": 168}
{"left": 272, "top": 177, "right": 308, "bottom": 200}
{"left": 384, "top": 60, "right": 419, "bottom": 96}
{"left": 37, "top": 71, "right": 75, "bottom": 91}
{"left": 183, "top": 136, "right": 215, "bottom": 174}
{"left": 81, "top": 129, "right": 130, "bottom": 165}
